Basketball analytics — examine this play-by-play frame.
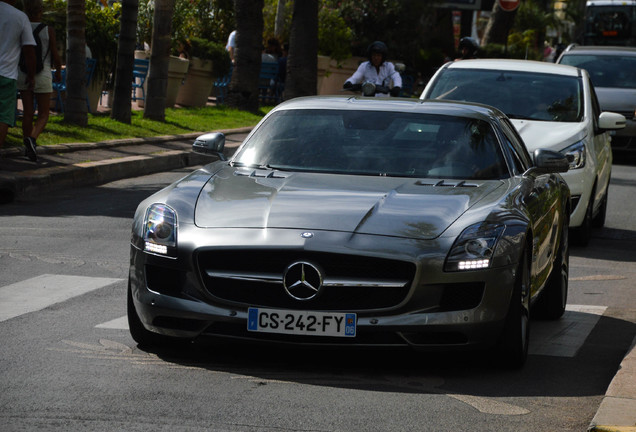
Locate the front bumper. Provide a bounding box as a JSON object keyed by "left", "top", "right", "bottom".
{"left": 129, "top": 229, "right": 518, "bottom": 351}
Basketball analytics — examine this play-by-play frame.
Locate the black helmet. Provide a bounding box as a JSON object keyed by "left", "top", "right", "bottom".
{"left": 458, "top": 37, "right": 479, "bottom": 59}
{"left": 367, "top": 41, "right": 388, "bottom": 63}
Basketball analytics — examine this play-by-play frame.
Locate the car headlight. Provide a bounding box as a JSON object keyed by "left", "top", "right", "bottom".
{"left": 445, "top": 223, "right": 505, "bottom": 272}
{"left": 561, "top": 141, "right": 586, "bottom": 170}
{"left": 143, "top": 204, "right": 177, "bottom": 257}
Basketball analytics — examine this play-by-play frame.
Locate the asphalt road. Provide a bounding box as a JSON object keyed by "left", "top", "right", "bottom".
{"left": 0, "top": 161, "right": 634, "bottom": 431}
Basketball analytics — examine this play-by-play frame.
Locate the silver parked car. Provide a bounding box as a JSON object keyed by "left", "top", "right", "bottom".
{"left": 128, "top": 96, "right": 571, "bottom": 368}
{"left": 557, "top": 45, "right": 636, "bottom": 153}
{"left": 420, "top": 59, "right": 626, "bottom": 245}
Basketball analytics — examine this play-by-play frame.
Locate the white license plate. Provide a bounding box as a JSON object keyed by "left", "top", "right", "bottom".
{"left": 247, "top": 307, "right": 356, "bottom": 337}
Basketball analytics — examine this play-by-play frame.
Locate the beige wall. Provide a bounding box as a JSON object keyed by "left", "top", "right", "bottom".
{"left": 316, "top": 55, "right": 365, "bottom": 95}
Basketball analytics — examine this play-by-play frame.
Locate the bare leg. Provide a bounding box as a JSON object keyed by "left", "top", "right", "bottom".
{"left": 20, "top": 90, "right": 35, "bottom": 140}
{"left": 31, "top": 92, "right": 52, "bottom": 139}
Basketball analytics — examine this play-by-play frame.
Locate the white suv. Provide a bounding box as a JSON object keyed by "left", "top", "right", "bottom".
{"left": 420, "top": 59, "right": 626, "bottom": 245}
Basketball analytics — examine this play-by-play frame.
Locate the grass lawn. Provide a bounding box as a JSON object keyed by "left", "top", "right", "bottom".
{"left": 5, "top": 105, "right": 270, "bottom": 149}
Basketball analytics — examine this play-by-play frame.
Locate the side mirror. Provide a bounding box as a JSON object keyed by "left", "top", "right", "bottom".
{"left": 192, "top": 133, "right": 226, "bottom": 160}
{"left": 533, "top": 149, "right": 569, "bottom": 174}
{"left": 599, "top": 112, "right": 626, "bottom": 131}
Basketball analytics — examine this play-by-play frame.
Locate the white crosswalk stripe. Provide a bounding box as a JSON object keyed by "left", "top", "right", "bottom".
{"left": 529, "top": 304, "right": 606, "bottom": 357}
{"left": 0, "top": 274, "right": 123, "bottom": 322}
{"left": 96, "top": 316, "right": 128, "bottom": 329}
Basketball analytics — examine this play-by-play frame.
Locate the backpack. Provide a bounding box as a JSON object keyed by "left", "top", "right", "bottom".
{"left": 19, "top": 23, "right": 49, "bottom": 74}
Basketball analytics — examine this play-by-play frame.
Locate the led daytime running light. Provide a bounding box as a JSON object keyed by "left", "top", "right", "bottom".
{"left": 458, "top": 259, "right": 490, "bottom": 270}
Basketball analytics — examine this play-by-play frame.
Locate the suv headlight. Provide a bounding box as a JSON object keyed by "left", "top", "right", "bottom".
{"left": 561, "top": 141, "right": 586, "bottom": 170}
{"left": 143, "top": 204, "right": 177, "bottom": 257}
{"left": 445, "top": 223, "right": 505, "bottom": 271}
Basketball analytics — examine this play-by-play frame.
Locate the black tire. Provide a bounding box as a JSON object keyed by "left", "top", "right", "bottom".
{"left": 536, "top": 223, "right": 569, "bottom": 320}
{"left": 497, "top": 249, "right": 531, "bottom": 369}
{"left": 592, "top": 185, "right": 608, "bottom": 228}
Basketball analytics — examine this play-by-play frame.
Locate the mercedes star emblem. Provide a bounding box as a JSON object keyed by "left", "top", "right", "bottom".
{"left": 283, "top": 261, "right": 323, "bottom": 301}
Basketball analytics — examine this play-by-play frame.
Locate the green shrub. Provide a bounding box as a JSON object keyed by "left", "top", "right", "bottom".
{"left": 85, "top": 1, "right": 120, "bottom": 82}
{"left": 189, "top": 37, "right": 232, "bottom": 77}
{"left": 318, "top": 7, "right": 354, "bottom": 62}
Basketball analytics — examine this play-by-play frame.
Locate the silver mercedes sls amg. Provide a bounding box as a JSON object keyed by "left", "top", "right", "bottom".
{"left": 128, "top": 96, "right": 571, "bottom": 368}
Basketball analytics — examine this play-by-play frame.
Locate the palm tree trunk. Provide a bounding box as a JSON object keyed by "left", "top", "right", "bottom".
{"left": 274, "top": 0, "right": 287, "bottom": 38}
{"left": 285, "top": 0, "right": 318, "bottom": 100}
{"left": 143, "top": 0, "right": 175, "bottom": 121}
{"left": 227, "top": 0, "right": 264, "bottom": 113}
{"left": 111, "top": 0, "right": 139, "bottom": 123}
{"left": 65, "top": 0, "right": 88, "bottom": 126}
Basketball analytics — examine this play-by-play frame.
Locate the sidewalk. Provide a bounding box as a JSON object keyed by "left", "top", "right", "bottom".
{"left": 0, "top": 127, "right": 251, "bottom": 204}
{"left": 588, "top": 335, "right": 636, "bottom": 432}
{"left": 0, "top": 128, "right": 635, "bottom": 432}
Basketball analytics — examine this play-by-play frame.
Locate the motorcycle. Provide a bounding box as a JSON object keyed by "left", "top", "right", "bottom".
{"left": 342, "top": 63, "right": 405, "bottom": 97}
{"left": 343, "top": 82, "right": 395, "bottom": 97}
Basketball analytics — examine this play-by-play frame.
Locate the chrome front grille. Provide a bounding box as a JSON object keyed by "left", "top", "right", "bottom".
{"left": 196, "top": 250, "right": 415, "bottom": 311}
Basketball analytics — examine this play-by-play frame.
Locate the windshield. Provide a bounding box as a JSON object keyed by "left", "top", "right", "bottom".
{"left": 428, "top": 69, "right": 584, "bottom": 122}
{"left": 233, "top": 109, "right": 509, "bottom": 180}
{"left": 558, "top": 54, "right": 636, "bottom": 89}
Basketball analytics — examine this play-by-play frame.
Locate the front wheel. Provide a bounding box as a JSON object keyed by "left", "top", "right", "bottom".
{"left": 496, "top": 249, "right": 531, "bottom": 369}
{"left": 536, "top": 223, "right": 569, "bottom": 319}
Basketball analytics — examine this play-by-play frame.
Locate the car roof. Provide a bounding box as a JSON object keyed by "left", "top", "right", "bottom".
{"left": 562, "top": 45, "right": 636, "bottom": 56}
{"left": 272, "top": 95, "right": 505, "bottom": 120}
{"left": 586, "top": 0, "right": 636, "bottom": 5}
{"left": 441, "top": 58, "right": 581, "bottom": 77}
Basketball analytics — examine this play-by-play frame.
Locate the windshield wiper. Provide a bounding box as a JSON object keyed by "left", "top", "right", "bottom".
{"left": 506, "top": 113, "right": 532, "bottom": 120}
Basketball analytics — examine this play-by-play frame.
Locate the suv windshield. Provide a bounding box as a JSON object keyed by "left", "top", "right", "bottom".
{"left": 427, "top": 68, "right": 584, "bottom": 122}
{"left": 233, "top": 109, "right": 509, "bottom": 180}
{"left": 558, "top": 54, "right": 636, "bottom": 89}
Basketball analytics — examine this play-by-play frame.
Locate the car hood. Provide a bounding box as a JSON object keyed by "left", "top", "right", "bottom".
{"left": 511, "top": 119, "right": 586, "bottom": 152}
{"left": 595, "top": 87, "right": 636, "bottom": 113}
{"left": 193, "top": 166, "right": 503, "bottom": 240}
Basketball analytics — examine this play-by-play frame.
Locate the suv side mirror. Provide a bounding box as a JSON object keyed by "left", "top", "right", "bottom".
{"left": 533, "top": 149, "right": 569, "bottom": 173}
{"left": 599, "top": 112, "right": 626, "bottom": 131}
{"left": 192, "top": 133, "right": 226, "bottom": 160}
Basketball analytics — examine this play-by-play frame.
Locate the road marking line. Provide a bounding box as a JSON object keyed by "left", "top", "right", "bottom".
{"left": 449, "top": 394, "right": 530, "bottom": 415}
{"left": 0, "top": 274, "right": 123, "bottom": 322}
{"left": 529, "top": 304, "right": 607, "bottom": 357}
{"left": 96, "top": 316, "right": 128, "bottom": 329}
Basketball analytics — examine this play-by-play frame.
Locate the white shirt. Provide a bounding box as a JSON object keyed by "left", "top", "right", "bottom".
{"left": 346, "top": 60, "right": 403, "bottom": 90}
{"left": 225, "top": 30, "right": 236, "bottom": 51}
{"left": 0, "top": 2, "right": 36, "bottom": 80}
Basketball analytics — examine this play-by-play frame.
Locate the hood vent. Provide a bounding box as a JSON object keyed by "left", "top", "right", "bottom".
{"left": 415, "top": 180, "right": 479, "bottom": 188}
{"left": 234, "top": 168, "right": 289, "bottom": 179}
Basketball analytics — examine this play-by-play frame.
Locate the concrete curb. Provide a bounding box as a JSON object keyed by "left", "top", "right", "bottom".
{"left": 588, "top": 335, "right": 636, "bottom": 431}
{"left": 2, "top": 150, "right": 208, "bottom": 199}
{"left": 0, "top": 126, "right": 253, "bottom": 158}
{"left": 0, "top": 127, "right": 252, "bottom": 202}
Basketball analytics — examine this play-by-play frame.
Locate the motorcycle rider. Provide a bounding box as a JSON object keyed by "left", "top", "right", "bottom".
{"left": 456, "top": 37, "right": 479, "bottom": 60}
{"left": 343, "top": 41, "right": 402, "bottom": 97}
